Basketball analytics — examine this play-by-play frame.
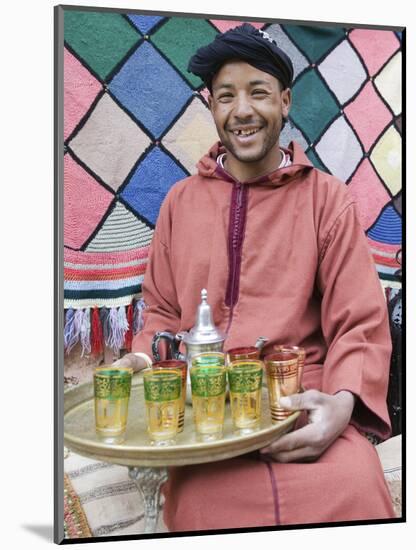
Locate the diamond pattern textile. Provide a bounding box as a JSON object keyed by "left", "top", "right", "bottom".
{"left": 62, "top": 8, "right": 402, "bottom": 354}
{"left": 108, "top": 41, "right": 193, "bottom": 138}
{"left": 290, "top": 69, "right": 340, "bottom": 143}
{"left": 120, "top": 147, "right": 187, "bottom": 226}
{"left": 151, "top": 17, "right": 219, "bottom": 88}
{"left": 64, "top": 11, "right": 141, "bottom": 80}
{"left": 317, "top": 40, "right": 366, "bottom": 105}
{"left": 68, "top": 93, "right": 152, "bottom": 191}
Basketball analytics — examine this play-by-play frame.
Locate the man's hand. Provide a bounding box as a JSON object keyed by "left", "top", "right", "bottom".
{"left": 112, "top": 352, "right": 152, "bottom": 373}
{"left": 260, "top": 389, "right": 355, "bottom": 463}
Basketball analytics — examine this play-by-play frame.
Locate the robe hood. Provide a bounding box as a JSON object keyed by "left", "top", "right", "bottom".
{"left": 196, "top": 140, "right": 315, "bottom": 186}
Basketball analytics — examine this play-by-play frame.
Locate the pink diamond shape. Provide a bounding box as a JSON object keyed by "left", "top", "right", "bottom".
{"left": 64, "top": 48, "right": 102, "bottom": 140}
{"left": 344, "top": 81, "right": 392, "bottom": 152}
{"left": 199, "top": 86, "right": 211, "bottom": 104}
{"left": 347, "top": 159, "right": 391, "bottom": 230}
{"left": 210, "top": 20, "right": 265, "bottom": 33}
{"left": 348, "top": 30, "right": 400, "bottom": 77}
{"left": 64, "top": 155, "right": 114, "bottom": 249}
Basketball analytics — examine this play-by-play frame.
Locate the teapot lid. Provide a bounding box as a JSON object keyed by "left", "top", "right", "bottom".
{"left": 183, "top": 289, "right": 225, "bottom": 345}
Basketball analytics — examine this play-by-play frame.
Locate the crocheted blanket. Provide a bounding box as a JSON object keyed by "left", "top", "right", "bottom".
{"left": 63, "top": 10, "right": 402, "bottom": 355}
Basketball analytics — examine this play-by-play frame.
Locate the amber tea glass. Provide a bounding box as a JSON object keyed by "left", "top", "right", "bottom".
{"left": 273, "top": 345, "right": 305, "bottom": 391}
{"left": 227, "top": 360, "right": 263, "bottom": 434}
{"left": 152, "top": 360, "right": 187, "bottom": 432}
{"left": 143, "top": 368, "right": 181, "bottom": 446}
{"left": 264, "top": 352, "right": 299, "bottom": 422}
{"left": 94, "top": 366, "right": 133, "bottom": 444}
{"left": 226, "top": 346, "right": 261, "bottom": 364}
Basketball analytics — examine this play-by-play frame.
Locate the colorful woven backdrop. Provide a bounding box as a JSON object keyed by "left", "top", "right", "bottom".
{"left": 63, "top": 9, "right": 402, "bottom": 356}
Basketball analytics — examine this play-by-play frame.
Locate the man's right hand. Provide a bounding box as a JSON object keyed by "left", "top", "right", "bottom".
{"left": 112, "top": 352, "right": 152, "bottom": 373}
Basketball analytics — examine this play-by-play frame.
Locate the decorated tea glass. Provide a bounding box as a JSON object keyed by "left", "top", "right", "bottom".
{"left": 264, "top": 352, "right": 299, "bottom": 422}
{"left": 143, "top": 368, "right": 182, "bottom": 446}
{"left": 93, "top": 366, "right": 133, "bottom": 444}
{"left": 227, "top": 360, "right": 263, "bottom": 435}
{"left": 273, "top": 344, "right": 305, "bottom": 391}
{"left": 226, "top": 346, "right": 261, "bottom": 364}
{"left": 152, "top": 360, "right": 188, "bottom": 432}
{"left": 190, "top": 363, "right": 227, "bottom": 441}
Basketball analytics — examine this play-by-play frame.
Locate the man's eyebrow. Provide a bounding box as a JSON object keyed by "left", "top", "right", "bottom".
{"left": 213, "top": 83, "right": 234, "bottom": 91}
{"left": 213, "top": 79, "right": 273, "bottom": 91}
{"left": 249, "top": 79, "right": 273, "bottom": 87}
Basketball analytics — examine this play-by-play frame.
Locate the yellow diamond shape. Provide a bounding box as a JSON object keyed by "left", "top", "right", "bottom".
{"left": 374, "top": 52, "right": 401, "bottom": 116}
{"left": 370, "top": 125, "right": 401, "bottom": 196}
{"left": 162, "top": 97, "right": 218, "bottom": 173}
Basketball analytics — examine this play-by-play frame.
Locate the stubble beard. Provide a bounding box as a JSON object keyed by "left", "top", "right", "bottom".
{"left": 220, "top": 120, "right": 282, "bottom": 164}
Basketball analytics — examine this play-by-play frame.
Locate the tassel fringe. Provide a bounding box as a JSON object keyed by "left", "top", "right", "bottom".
{"left": 133, "top": 298, "right": 147, "bottom": 334}
{"left": 91, "top": 307, "right": 103, "bottom": 356}
{"left": 124, "top": 304, "right": 134, "bottom": 351}
{"left": 64, "top": 299, "right": 146, "bottom": 356}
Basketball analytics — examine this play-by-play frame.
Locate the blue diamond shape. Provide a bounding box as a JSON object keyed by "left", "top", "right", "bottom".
{"left": 367, "top": 205, "right": 402, "bottom": 245}
{"left": 127, "top": 14, "right": 166, "bottom": 35}
{"left": 109, "top": 42, "right": 193, "bottom": 138}
{"left": 121, "top": 147, "right": 187, "bottom": 225}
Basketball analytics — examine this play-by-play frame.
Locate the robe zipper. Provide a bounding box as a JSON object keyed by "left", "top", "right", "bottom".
{"left": 225, "top": 182, "right": 248, "bottom": 334}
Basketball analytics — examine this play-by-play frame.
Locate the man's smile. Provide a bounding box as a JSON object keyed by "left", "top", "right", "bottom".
{"left": 228, "top": 126, "right": 264, "bottom": 143}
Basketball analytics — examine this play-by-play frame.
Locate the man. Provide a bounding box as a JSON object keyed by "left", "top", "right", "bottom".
{"left": 121, "top": 24, "right": 395, "bottom": 529}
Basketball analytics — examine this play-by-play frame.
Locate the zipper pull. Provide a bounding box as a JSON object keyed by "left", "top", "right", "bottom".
{"left": 236, "top": 182, "right": 243, "bottom": 207}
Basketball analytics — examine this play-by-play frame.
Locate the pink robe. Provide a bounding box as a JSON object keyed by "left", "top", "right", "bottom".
{"left": 133, "top": 141, "right": 395, "bottom": 529}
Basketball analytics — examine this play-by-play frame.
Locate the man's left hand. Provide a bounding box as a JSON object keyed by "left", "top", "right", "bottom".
{"left": 260, "top": 389, "right": 355, "bottom": 463}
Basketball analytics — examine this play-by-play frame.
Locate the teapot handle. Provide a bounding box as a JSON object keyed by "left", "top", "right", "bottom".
{"left": 151, "top": 331, "right": 183, "bottom": 361}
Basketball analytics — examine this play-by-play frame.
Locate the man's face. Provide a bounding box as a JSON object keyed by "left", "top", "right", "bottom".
{"left": 208, "top": 60, "right": 291, "bottom": 165}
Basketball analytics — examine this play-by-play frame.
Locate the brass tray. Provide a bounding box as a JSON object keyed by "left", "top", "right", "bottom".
{"left": 64, "top": 373, "right": 300, "bottom": 467}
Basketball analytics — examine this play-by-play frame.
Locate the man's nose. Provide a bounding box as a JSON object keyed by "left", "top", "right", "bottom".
{"left": 233, "top": 94, "right": 254, "bottom": 118}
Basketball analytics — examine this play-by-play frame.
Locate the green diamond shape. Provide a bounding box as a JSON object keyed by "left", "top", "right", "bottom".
{"left": 306, "top": 148, "right": 329, "bottom": 172}
{"left": 282, "top": 25, "right": 345, "bottom": 63}
{"left": 64, "top": 11, "right": 141, "bottom": 80}
{"left": 151, "top": 17, "right": 218, "bottom": 88}
{"left": 290, "top": 70, "right": 339, "bottom": 143}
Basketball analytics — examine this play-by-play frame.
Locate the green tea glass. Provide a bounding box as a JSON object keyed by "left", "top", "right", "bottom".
{"left": 190, "top": 364, "right": 226, "bottom": 441}
{"left": 94, "top": 366, "right": 133, "bottom": 444}
{"left": 228, "top": 360, "right": 263, "bottom": 434}
{"left": 143, "top": 368, "right": 182, "bottom": 446}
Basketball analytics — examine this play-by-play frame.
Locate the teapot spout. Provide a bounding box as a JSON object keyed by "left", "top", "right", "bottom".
{"left": 254, "top": 336, "right": 269, "bottom": 351}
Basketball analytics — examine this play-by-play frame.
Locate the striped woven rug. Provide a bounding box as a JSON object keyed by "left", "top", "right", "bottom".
{"left": 64, "top": 450, "right": 168, "bottom": 539}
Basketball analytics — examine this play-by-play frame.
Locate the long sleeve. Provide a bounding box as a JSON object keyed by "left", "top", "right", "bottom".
{"left": 132, "top": 195, "right": 181, "bottom": 359}
{"left": 317, "top": 201, "right": 392, "bottom": 440}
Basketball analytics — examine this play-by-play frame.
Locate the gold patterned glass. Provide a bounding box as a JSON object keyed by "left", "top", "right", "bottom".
{"left": 264, "top": 352, "right": 299, "bottom": 422}
{"left": 228, "top": 360, "right": 263, "bottom": 435}
{"left": 93, "top": 366, "right": 133, "bottom": 444}
{"left": 273, "top": 344, "right": 305, "bottom": 391}
{"left": 143, "top": 368, "right": 181, "bottom": 446}
{"left": 226, "top": 346, "right": 260, "bottom": 363}
{"left": 190, "top": 365, "right": 226, "bottom": 441}
{"left": 152, "top": 360, "right": 187, "bottom": 432}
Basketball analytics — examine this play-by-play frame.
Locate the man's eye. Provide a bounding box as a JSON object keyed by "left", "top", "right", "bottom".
{"left": 253, "top": 90, "right": 268, "bottom": 96}
{"left": 218, "top": 94, "right": 233, "bottom": 101}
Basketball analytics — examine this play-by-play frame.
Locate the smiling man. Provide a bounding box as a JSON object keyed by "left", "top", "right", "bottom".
{"left": 207, "top": 60, "right": 291, "bottom": 179}
{"left": 126, "top": 24, "right": 395, "bottom": 529}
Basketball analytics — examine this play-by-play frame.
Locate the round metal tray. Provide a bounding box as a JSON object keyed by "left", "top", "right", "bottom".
{"left": 64, "top": 373, "right": 300, "bottom": 467}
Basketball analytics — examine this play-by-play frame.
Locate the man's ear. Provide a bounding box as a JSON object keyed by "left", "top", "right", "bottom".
{"left": 207, "top": 93, "right": 213, "bottom": 111}
{"left": 281, "top": 88, "right": 292, "bottom": 119}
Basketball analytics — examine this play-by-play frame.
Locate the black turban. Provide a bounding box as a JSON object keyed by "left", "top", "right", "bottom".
{"left": 188, "top": 23, "right": 294, "bottom": 92}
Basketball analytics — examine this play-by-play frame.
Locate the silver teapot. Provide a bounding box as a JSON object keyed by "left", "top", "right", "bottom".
{"left": 151, "top": 289, "right": 268, "bottom": 402}
{"left": 152, "top": 288, "right": 225, "bottom": 362}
